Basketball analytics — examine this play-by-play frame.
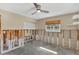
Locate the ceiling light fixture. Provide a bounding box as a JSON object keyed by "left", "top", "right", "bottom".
{"left": 37, "top": 10, "right": 40, "bottom": 13}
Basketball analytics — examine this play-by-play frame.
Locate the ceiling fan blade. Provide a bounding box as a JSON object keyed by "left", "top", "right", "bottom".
{"left": 40, "top": 10, "right": 49, "bottom": 13}
{"left": 32, "top": 11, "right": 37, "bottom": 15}
{"left": 33, "top": 3, "right": 38, "bottom": 8}
{"left": 26, "top": 7, "right": 35, "bottom": 13}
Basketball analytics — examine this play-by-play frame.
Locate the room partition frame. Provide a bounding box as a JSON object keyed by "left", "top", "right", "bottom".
{"left": 0, "top": 29, "right": 25, "bottom": 54}
{"left": 0, "top": 29, "right": 36, "bottom": 54}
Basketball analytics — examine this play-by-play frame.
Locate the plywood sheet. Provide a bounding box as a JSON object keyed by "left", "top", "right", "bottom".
{"left": 46, "top": 20, "right": 63, "bottom": 25}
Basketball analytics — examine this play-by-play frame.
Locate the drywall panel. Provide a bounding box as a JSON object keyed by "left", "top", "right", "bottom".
{"left": 37, "top": 13, "right": 76, "bottom": 29}
{"left": 0, "top": 9, "right": 36, "bottom": 30}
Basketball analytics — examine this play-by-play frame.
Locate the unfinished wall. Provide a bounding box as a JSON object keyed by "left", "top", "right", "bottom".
{"left": 35, "top": 13, "right": 79, "bottom": 50}
{"left": 0, "top": 9, "right": 36, "bottom": 30}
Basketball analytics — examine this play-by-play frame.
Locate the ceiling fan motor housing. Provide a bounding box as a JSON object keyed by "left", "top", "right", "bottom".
{"left": 37, "top": 5, "right": 41, "bottom": 10}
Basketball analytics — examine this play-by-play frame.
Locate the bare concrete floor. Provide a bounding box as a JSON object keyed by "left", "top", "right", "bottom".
{"left": 1, "top": 40, "right": 79, "bottom": 55}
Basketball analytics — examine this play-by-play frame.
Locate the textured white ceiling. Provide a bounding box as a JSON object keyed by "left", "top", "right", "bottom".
{"left": 0, "top": 3, "right": 79, "bottom": 20}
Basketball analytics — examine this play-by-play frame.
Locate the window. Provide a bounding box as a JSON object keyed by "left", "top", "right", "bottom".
{"left": 45, "top": 24, "right": 61, "bottom": 32}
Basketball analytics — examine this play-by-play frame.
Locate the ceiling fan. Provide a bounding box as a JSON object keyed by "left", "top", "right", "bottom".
{"left": 32, "top": 3, "right": 49, "bottom": 15}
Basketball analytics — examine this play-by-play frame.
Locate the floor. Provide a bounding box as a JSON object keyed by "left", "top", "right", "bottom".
{"left": 0, "top": 40, "right": 79, "bottom": 55}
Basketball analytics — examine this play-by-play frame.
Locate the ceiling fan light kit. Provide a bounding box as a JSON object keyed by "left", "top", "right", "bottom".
{"left": 37, "top": 10, "right": 41, "bottom": 13}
